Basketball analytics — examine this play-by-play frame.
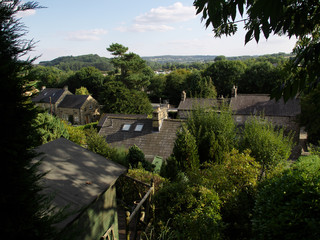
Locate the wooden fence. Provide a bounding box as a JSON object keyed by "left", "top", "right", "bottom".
{"left": 123, "top": 176, "right": 155, "bottom": 240}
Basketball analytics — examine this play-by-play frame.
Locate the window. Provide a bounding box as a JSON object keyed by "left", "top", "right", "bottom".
{"left": 134, "top": 124, "right": 144, "bottom": 132}
{"left": 122, "top": 124, "right": 131, "bottom": 131}
{"left": 236, "top": 116, "right": 243, "bottom": 123}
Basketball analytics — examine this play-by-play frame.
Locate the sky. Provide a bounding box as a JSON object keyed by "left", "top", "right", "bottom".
{"left": 19, "top": 0, "right": 298, "bottom": 63}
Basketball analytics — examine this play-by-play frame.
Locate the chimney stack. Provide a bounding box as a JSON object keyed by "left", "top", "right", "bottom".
{"left": 232, "top": 85, "right": 237, "bottom": 98}
{"left": 181, "top": 90, "right": 186, "bottom": 102}
{"left": 152, "top": 106, "right": 168, "bottom": 132}
{"left": 63, "top": 85, "right": 68, "bottom": 91}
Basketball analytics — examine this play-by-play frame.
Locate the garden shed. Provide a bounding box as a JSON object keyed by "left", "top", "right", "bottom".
{"left": 34, "top": 138, "right": 126, "bottom": 240}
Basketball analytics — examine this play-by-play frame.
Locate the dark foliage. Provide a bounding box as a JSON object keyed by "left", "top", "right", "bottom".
{"left": 0, "top": 1, "right": 60, "bottom": 239}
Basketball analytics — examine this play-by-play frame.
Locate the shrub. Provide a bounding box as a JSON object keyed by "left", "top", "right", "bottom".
{"left": 252, "top": 155, "right": 320, "bottom": 240}
{"left": 240, "top": 116, "right": 293, "bottom": 178}
{"left": 33, "top": 113, "right": 69, "bottom": 144}
{"left": 155, "top": 181, "right": 223, "bottom": 240}
{"left": 127, "top": 145, "right": 145, "bottom": 168}
{"left": 195, "top": 149, "right": 261, "bottom": 239}
{"left": 172, "top": 125, "right": 199, "bottom": 172}
{"left": 85, "top": 127, "right": 113, "bottom": 158}
{"left": 185, "top": 106, "right": 237, "bottom": 164}
{"left": 63, "top": 121, "right": 86, "bottom": 146}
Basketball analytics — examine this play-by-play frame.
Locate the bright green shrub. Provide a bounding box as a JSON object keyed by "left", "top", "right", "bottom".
{"left": 33, "top": 113, "right": 69, "bottom": 144}
{"left": 252, "top": 155, "right": 320, "bottom": 240}
{"left": 63, "top": 121, "right": 86, "bottom": 146}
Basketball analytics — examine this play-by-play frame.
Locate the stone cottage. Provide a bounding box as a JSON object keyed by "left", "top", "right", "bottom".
{"left": 57, "top": 95, "right": 100, "bottom": 125}
{"left": 32, "top": 86, "right": 72, "bottom": 114}
{"left": 34, "top": 138, "right": 127, "bottom": 240}
{"left": 32, "top": 86, "right": 100, "bottom": 125}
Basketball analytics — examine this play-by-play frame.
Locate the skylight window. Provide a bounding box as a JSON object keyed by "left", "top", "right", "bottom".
{"left": 122, "top": 124, "right": 131, "bottom": 131}
{"left": 134, "top": 124, "right": 144, "bottom": 132}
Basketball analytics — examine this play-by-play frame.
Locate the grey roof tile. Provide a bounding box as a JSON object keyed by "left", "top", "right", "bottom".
{"left": 99, "top": 116, "right": 183, "bottom": 161}
{"left": 58, "top": 95, "right": 89, "bottom": 109}
{"left": 230, "top": 94, "right": 301, "bottom": 117}
{"left": 32, "top": 88, "right": 67, "bottom": 104}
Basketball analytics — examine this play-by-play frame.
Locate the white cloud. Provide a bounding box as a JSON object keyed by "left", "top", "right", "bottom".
{"left": 135, "top": 2, "right": 196, "bottom": 24}
{"left": 65, "top": 29, "right": 107, "bottom": 41}
{"left": 15, "top": 9, "right": 36, "bottom": 18}
{"left": 117, "top": 2, "right": 195, "bottom": 33}
{"left": 116, "top": 24, "right": 174, "bottom": 33}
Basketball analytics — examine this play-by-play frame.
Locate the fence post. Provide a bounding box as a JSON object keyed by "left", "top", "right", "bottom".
{"left": 151, "top": 178, "right": 155, "bottom": 221}
{"left": 126, "top": 211, "right": 130, "bottom": 240}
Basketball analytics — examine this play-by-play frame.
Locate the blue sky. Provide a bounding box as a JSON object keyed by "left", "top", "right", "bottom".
{"left": 20, "top": 0, "right": 298, "bottom": 63}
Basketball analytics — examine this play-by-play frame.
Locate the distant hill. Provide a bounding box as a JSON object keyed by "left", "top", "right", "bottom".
{"left": 39, "top": 54, "right": 113, "bottom": 72}
{"left": 142, "top": 52, "right": 293, "bottom": 63}
{"left": 38, "top": 52, "right": 293, "bottom": 71}
{"left": 142, "top": 55, "right": 218, "bottom": 63}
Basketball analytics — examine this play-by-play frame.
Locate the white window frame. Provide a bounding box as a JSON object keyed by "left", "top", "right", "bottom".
{"left": 134, "top": 124, "right": 144, "bottom": 132}
{"left": 122, "top": 124, "right": 131, "bottom": 131}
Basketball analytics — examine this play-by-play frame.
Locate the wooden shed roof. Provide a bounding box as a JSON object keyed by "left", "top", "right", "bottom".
{"left": 34, "top": 138, "right": 127, "bottom": 230}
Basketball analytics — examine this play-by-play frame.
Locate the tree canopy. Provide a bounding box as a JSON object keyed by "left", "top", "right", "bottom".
{"left": 194, "top": 0, "right": 320, "bottom": 100}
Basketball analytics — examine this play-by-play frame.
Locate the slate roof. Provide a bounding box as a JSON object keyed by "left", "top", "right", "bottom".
{"left": 99, "top": 116, "right": 183, "bottom": 161}
{"left": 58, "top": 95, "right": 89, "bottom": 109}
{"left": 34, "top": 138, "right": 127, "bottom": 230}
{"left": 230, "top": 94, "right": 301, "bottom": 117}
{"left": 97, "top": 113, "right": 148, "bottom": 128}
{"left": 32, "top": 88, "right": 67, "bottom": 104}
{"left": 178, "top": 98, "right": 228, "bottom": 110}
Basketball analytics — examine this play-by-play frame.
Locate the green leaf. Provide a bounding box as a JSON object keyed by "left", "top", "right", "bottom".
{"left": 254, "top": 26, "right": 260, "bottom": 43}
{"left": 245, "top": 29, "right": 253, "bottom": 44}
{"left": 238, "top": 1, "right": 244, "bottom": 16}
{"left": 262, "top": 23, "right": 270, "bottom": 39}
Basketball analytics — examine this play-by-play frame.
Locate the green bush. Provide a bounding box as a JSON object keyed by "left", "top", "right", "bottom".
{"left": 33, "top": 113, "right": 69, "bottom": 145}
{"left": 85, "top": 127, "right": 113, "bottom": 158}
{"left": 194, "top": 149, "right": 261, "bottom": 239}
{"left": 252, "top": 155, "right": 320, "bottom": 240}
{"left": 155, "top": 181, "right": 223, "bottom": 240}
{"left": 240, "top": 116, "right": 293, "bottom": 177}
{"left": 184, "top": 106, "right": 237, "bottom": 164}
{"left": 172, "top": 125, "right": 200, "bottom": 172}
{"left": 127, "top": 144, "right": 145, "bottom": 168}
{"left": 63, "top": 121, "right": 86, "bottom": 146}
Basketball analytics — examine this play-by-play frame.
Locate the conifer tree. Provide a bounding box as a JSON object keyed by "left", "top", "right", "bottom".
{"left": 0, "top": 1, "right": 58, "bottom": 238}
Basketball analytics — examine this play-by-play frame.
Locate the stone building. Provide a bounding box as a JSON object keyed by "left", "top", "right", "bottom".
{"left": 57, "top": 95, "right": 100, "bottom": 125}
{"left": 32, "top": 86, "right": 100, "bottom": 125}
{"left": 32, "top": 86, "right": 72, "bottom": 114}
